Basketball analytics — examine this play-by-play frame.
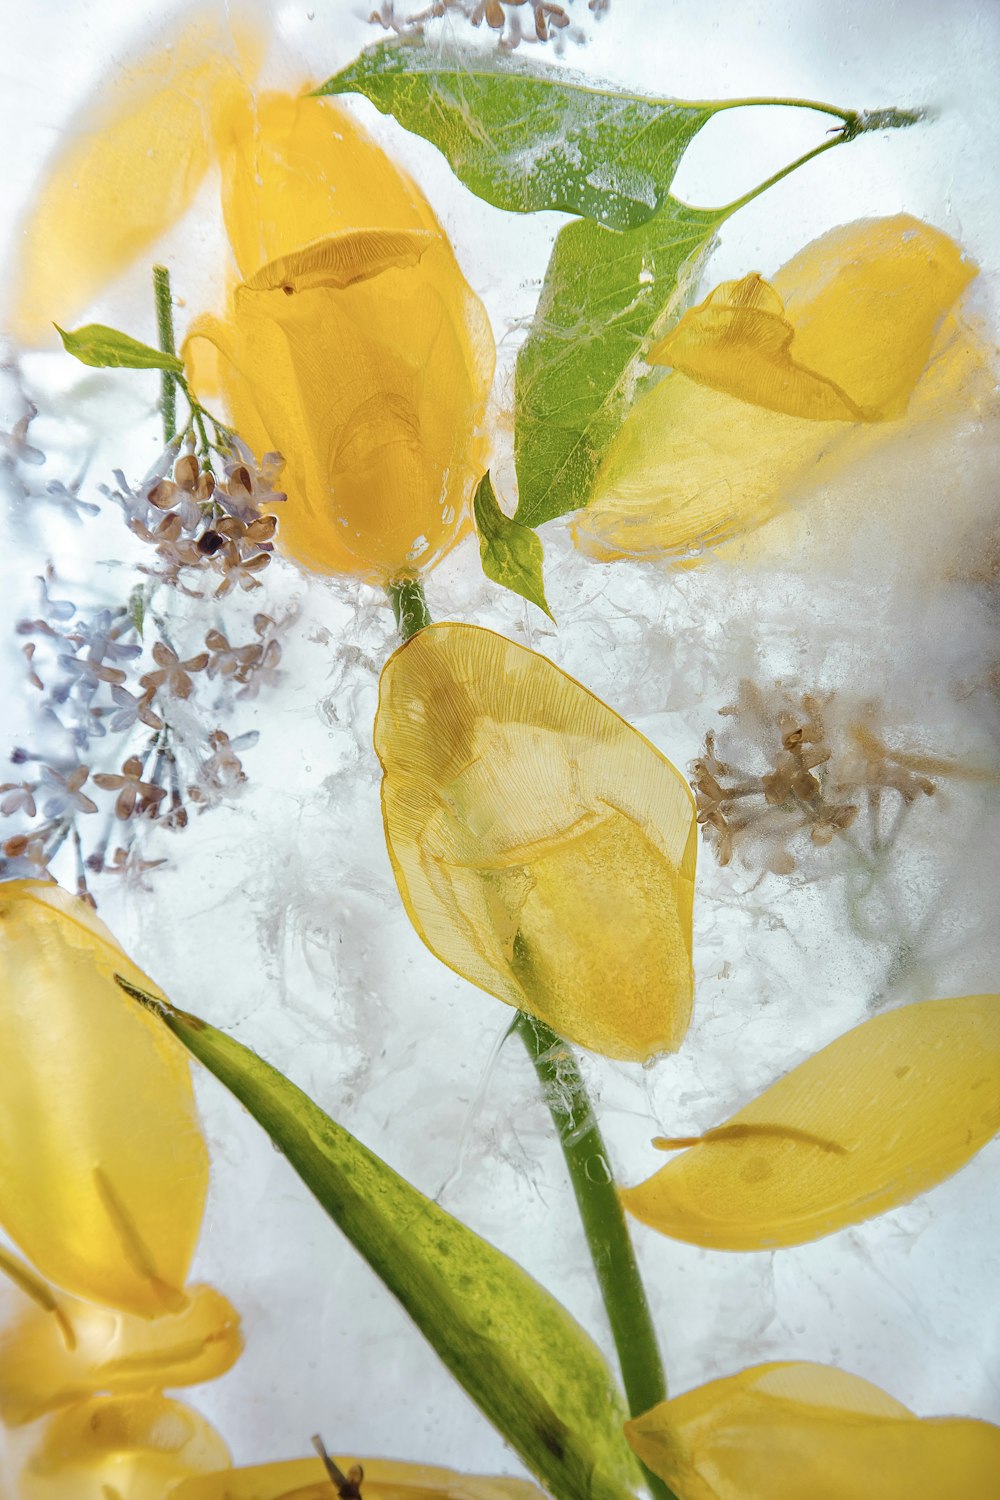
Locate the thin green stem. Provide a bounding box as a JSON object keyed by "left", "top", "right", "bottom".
{"left": 710, "top": 93, "right": 855, "bottom": 123}
{"left": 715, "top": 132, "right": 846, "bottom": 221}
{"left": 514, "top": 1014, "right": 676, "bottom": 1500}
{"left": 152, "top": 265, "right": 177, "bottom": 446}
{"left": 388, "top": 577, "right": 431, "bottom": 642}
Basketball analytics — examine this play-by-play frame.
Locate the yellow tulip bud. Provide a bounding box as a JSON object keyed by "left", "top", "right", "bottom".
{"left": 0, "top": 882, "right": 208, "bottom": 1315}
{"left": 575, "top": 215, "right": 977, "bottom": 561}
{"left": 18, "top": 1394, "right": 230, "bottom": 1500}
{"left": 0, "top": 1281, "right": 242, "bottom": 1427}
{"left": 622, "top": 993, "right": 1000, "bottom": 1248}
{"left": 171, "top": 1455, "right": 546, "bottom": 1500}
{"left": 625, "top": 1361, "right": 1000, "bottom": 1500}
{"left": 187, "top": 91, "right": 495, "bottom": 584}
{"left": 374, "top": 625, "right": 697, "bottom": 1061}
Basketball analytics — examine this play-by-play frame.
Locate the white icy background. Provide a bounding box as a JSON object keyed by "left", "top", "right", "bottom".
{"left": 1, "top": 0, "right": 999, "bottom": 1487}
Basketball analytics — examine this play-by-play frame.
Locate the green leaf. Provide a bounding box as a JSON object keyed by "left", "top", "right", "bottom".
{"left": 513, "top": 197, "right": 722, "bottom": 529}
{"left": 318, "top": 42, "right": 716, "bottom": 231}
{"left": 474, "top": 472, "right": 554, "bottom": 619}
{"left": 55, "top": 323, "right": 185, "bottom": 374}
{"left": 116, "top": 978, "right": 642, "bottom": 1500}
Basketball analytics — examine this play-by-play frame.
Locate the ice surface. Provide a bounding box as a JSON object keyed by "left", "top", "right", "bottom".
{"left": 0, "top": 0, "right": 998, "bottom": 1489}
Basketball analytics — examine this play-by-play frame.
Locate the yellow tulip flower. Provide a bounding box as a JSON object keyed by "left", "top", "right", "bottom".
{"left": 0, "top": 882, "right": 208, "bottom": 1316}
{"left": 622, "top": 993, "right": 1000, "bottom": 1249}
{"left": 171, "top": 1455, "right": 546, "bottom": 1500}
{"left": 374, "top": 624, "right": 697, "bottom": 1061}
{"left": 18, "top": 1393, "right": 230, "bottom": 1500}
{"left": 0, "top": 1281, "right": 242, "bottom": 1427}
{"left": 13, "top": 13, "right": 494, "bottom": 584}
{"left": 625, "top": 1361, "right": 1000, "bottom": 1500}
{"left": 574, "top": 215, "right": 977, "bottom": 561}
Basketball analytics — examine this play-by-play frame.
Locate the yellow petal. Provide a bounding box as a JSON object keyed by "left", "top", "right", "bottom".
{"left": 11, "top": 5, "right": 264, "bottom": 345}
{"left": 0, "top": 882, "right": 209, "bottom": 1315}
{"left": 0, "top": 1282, "right": 242, "bottom": 1427}
{"left": 576, "top": 215, "right": 976, "bottom": 562}
{"left": 374, "top": 625, "right": 697, "bottom": 1061}
{"left": 19, "top": 1394, "right": 230, "bottom": 1500}
{"left": 171, "top": 1456, "right": 546, "bottom": 1500}
{"left": 622, "top": 994, "right": 1000, "bottom": 1248}
{"left": 648, "top": 273, "right": 864, "bottom": 421}
{"left": 243, "top": 229, "right": 436, "bottom": 293}
{"left": 625, "top": 1361, "right": 1000, "bottom": 1500}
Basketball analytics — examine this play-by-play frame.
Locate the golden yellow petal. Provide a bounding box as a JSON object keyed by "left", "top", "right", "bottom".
{"left": 19, "top": 1394, "right": 230, "bottom": 1500}
{"left": 576, "top": 215, "right": 977, "bottom": 563}
{"left": 0, "top": 1282, "right": 242, "bottom": 1427}
{"left": 214, "top": 93, "right": 439, "bottom": 280}
{"left": 172, "top": 1457, "right": 546, "bottom": 1500}
{"left": 11, "top": 5, "right": 264, "bottom": 345}
{"left": 243, "top": 229, "right": 436, "bottom": 293}
{"left": 772, "top": 214, "right": 977, "bottom": 421}
{"left": 374, "top": 625, "right": 697, "bottom": 1061}
{"left": 625, "top": 1361, "right": 1000, "bottom": 1500}
{"left": 622, "top": 994, "right": 1000, "bottom": 1248}
{"left": 648, "top": 273, "right": 864, "bottom": 421}
{"left": 0, "top": 882, "right": 208, "bottom": 1315}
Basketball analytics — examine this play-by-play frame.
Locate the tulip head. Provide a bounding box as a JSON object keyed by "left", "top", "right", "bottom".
{"left": 374, "top": 625, "right": 697, "bottom": 1061}
{"left": 0, "top": 882, "right": 208, "bottom": 1316}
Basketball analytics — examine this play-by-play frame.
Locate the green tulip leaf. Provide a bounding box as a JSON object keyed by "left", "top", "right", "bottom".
{"left": 56, "top": 323, "right": 185, "bottom": 374}
{"left": 318, "top": 42, "right": 717, "bottom": 231}
{"left": 474, "top": 471, "right": 554, "bottom": 618}
{"left": 116, "top": 977, "right": 641, "bottom": 1500}
{"left": 513, "top": 197, "right": 723, "bottom": 528}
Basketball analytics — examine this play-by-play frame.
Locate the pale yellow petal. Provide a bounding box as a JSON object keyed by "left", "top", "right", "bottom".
{"left": 12, "top": 5, "right": 264, "bottom": 345}
{"left": 0, "top": 882, "right": 208, "bottom": 1315}
{"left": 374, "top": 625, "right": 697, "bottom": 1061}
{"left": 772, "top": 215, "right": 976, "bottom": 420}
{"left": 649, "top": 273, "right": 864, "bottom": 421}
{"left": 622, "top": 994, "right": 1000, "bottom": 1248}
{"left": 172, "top": 1457, "right": 546, "bottom": 1500}
{"left": 625, "top": 1361, "right": 1000, "bottom": 1500}
{"left": 0, "top": 1282, "right": 242, "bottom": 1427}
{"left": 19, "top": 1394, "right": 230, "bottom": 1500}
{"left": 243, "top": 228, "right": 436, "bottom": 293}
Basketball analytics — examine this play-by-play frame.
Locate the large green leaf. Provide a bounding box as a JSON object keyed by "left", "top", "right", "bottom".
{"left": 115, "top": 978, "right": 641, "bottom": 1500}
{"left": 513, "top": 198, "right": 722, "bottom": 529}
{"left": 318, "top": 42, "right": 716, "bottom": 231}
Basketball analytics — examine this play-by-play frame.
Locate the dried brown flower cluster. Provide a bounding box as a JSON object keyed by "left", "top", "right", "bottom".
{"left": 369, "top": 0, "right": 608, "bottom": 47}
{"left": 691, "top": 681, "right": 967, "bottom": 876}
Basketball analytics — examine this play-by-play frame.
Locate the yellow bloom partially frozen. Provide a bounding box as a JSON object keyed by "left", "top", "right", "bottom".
{"left": 172, "top": 1455, "right": 546, "bottom": 1500}
{"left": 625, "top": 1361, "right": 1000, "bottom": 1500}
{"left": 18, "top": 1393, "right": 230, "bottom": 1500}
{"left": 187, "top": 88, "right": 494, "bottom": 583}
{"left": 575, "top": 215, "right": 977, "bottom": 561}
{"left": 622, "top": 994, "right": 1000, "bottom": 1248}
{"left": 0, "top": 882, "right": 208, "bottom": 1316}
{"left": 374, "top": 624, "right": 697, "bottom": 1061}
{"left": 0, "top": 1281, "right": 242, "bottom": 1427}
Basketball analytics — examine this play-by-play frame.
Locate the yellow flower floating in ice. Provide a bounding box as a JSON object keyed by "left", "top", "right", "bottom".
{"left": 171, "top": 1455, "right": 546, "bottom": 1500}
{"left": 0, "top": 882, "right": 208, "bottom": 1316}
{"left": 625, "top": 1361, "right": 1000, "bottom": 1500}
{"left": 622, "top": 993, "right": 1000, "bottom": 1248}
{"left": 12, "top": 11, "right": 494, "bottom": 584}
{"left": 574, "top": 215, "right": 977, "bottom": 561}
{"left": 374, "top": 624, "right": 697, "bottom": 1062}
{"left": 18, "top": 1393, "right": 230, "bottom": 1500}
{"left": 0, "top": 1280, "right": 242, "bottom": 1427}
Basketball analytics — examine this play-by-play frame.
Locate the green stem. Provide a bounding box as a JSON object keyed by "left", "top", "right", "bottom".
{"left": 152, "top": 265, "right": 177, "bottom": 446}
{"left": 515, "top": 1014, "right": 676, "bottom": 1500}
{"left": 715, "top": 132, "right": 846, "bottom": 220}
{"left": 388, "top": 577, "right": 431, "bottom": 642}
